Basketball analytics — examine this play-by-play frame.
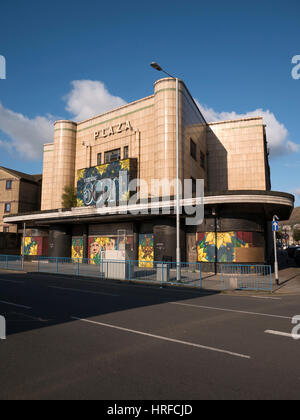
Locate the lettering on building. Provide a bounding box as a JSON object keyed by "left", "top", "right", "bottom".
{"left": 94, "top": 121, "right": 133, "bottom": 140}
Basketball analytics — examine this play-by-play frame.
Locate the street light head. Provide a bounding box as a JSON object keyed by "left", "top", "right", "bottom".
{"left": 150, "top": 62, "right": 163, "bottom": 72}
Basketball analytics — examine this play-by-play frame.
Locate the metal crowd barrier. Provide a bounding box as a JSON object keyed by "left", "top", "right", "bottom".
{"left": 126, "top": 261, "right": 202, "bottom": 287}
{"left": 220, "top": 264, "right": 272, "bottom": 291}
{"left": 36, "top": 257, "right": 202, "bottom": 287}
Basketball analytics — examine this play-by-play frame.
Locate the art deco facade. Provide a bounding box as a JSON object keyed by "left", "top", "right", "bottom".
{"left": 4, "top": 78, "right": 294, "bottom": 269}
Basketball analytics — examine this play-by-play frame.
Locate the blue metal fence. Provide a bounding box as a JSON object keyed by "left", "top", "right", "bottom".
{"left": 126, "top": 261, "right": 202, "bottom": 287}
{"left": 0, "top": 255, "right": 273, "bottom": 292}
{"left": 0, "top": 255, "right": 23, "bottom": 271}
{"left": 36, "top": 257, "right": 202, "bottom": 288}
{"left": 220, "top": 264, "right": 272, "bottom": 291}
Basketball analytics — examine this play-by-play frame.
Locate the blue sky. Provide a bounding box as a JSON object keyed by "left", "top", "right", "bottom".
{"left": 0, "top": 0, "right": 299, "bottom": 205}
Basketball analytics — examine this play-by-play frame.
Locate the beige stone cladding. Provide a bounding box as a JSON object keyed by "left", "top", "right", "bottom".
{"left": 76, "top": 95, "right": 155, "bottom": 200}
{"left": 52, "top": 121, "right": 77, "bottom": 209}
{"left": 180, "top": 82, "right": 207, "bottom": 192}
{"left": 152, "top": 78, "right": 176, "bottom": 196}
{"left": 41, "top": 78, "right": 209, "bottom": 208}
{"left": 41, "top": 121, "right": 77, "bottom": 210}
{"left": 41, "top": 143, "right": 55, "bottom": 210}
{"left": 42, "top": 80, "right": 269, "bottom": 210}
{"left": 207, "top": 117, "right": 267, "bottom": 192}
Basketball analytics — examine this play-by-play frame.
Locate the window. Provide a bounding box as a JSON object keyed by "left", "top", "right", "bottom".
{"left": 190, "top": 139, "right": 197, "bottom": 160}
{"left": 3, "top": 226, "right": 9, "bottom": 233}
{"left": 97, "top": 153, "right": 102, "bottom": 166}
{"left": 104, "top": 148, "right": 121, "bottom": 163}
{"left": 191, "top": 177, "right": 196, "bottom": 195}
{"left": 4, "top": 203, "right": 11, "bottom": 213}
{"left": 6, "top": 180, "right": 12, "bottom": 190}
{"left": 124, "top": 146, "right": 129, "bottom": 159}
{"left": 200, "top": 151, "right": 205, "bottom": 169}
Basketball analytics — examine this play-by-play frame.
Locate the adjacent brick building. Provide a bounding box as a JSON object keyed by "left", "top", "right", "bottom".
{"left": 0, "top": 166, "right": 42, "bottom": 233}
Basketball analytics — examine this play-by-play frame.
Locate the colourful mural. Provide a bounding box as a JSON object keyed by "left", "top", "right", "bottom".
{"left": 72, "top": 238, "right": 83, "bottom": 262}
{"left": 89, "top": 237, "right": 118, "bottom": 265}
{"left": 77, "top": 159, "right": 137, "bottom": 208}
{"left": 197, "top": 232, "right": 252, "bottom": 263}
{"left": 23, "top": 237, "right": 39, "bottom": 256}
{"left": 139, "top": 234, "right": 154, "bottom": 268}
{"left": 88, "top": 236, "right": 134, "bottom": 264}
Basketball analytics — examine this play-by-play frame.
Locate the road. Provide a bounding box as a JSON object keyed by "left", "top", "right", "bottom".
{"left": 0, "top": 270, "right": 300, "bottom": 400}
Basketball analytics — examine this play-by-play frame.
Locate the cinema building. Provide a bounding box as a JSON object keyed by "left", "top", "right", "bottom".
{"left": 4, "top": 78, "right": 294, "bottom": 271}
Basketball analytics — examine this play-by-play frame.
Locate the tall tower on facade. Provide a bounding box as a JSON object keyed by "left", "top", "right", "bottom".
{"left": 52, "top": 120, "right": 77, "bottom": 209}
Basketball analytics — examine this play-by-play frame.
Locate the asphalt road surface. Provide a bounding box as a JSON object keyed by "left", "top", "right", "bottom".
{"left": 0, "top": 270, "right": 300, "bottom": 400}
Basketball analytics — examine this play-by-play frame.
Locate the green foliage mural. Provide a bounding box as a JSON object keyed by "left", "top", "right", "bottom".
{"left": 197, "top": 232, "right": 252, "bottom": 263}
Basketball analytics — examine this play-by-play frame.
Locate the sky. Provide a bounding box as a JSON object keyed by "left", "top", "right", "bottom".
{"left": 0, "top": 0, "right": 299, "bottom": 205}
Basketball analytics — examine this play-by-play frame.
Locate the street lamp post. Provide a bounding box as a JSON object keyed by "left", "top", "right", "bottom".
{"left": 273, "top": 215, "right": 279, "bottom": 286}
{"left": 150, "top": 62, "right": 181, "bottom": 281}
{"left": 22, "top": 222, "right": 26, "bottom": 270}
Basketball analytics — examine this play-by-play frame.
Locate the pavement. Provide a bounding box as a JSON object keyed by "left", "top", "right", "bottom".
{"left": 20, "top": 258, "right": 300, "bottom": 295}
{"left": 0, "top": 269, "right": 300, "bottom": 400}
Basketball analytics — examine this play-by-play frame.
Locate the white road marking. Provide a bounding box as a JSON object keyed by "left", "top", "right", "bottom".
{"left": 265, "top": 330, "right": 297, "bottom": 339}
{"left": 170, "top": 302, "right": 293, "bottom": 320}
{"left": 10, "top": 312, "right": 49, "bottom": 322}
{"left": 71, "top": 316, "right": 251, "bottom": 360}
{"left": 48, "top": 285, "right": 120, "bottom": 297}
{"left": 0, "top": 300, "right": 31, "bottom": 309}
{"left": 218, "top": 294, "right": 281, "bottom": 301}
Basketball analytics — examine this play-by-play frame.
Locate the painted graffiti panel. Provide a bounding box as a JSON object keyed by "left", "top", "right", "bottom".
{"left": 138, "top": 234, "right": 154, "bottom": 268}
{"left": 88, "top": 236, "right": 134, "bottom": 264}
{"left": 77, "top": 159, "right": 137, "bottom": 207}
{"left": 22, "top": 237, "right": 43, "bottom": 256}
{"left": 197, "top": 232, "right": 253, "bottom": 263}
{"left": 72, "top": 238, "right": 83, "bottom": 262}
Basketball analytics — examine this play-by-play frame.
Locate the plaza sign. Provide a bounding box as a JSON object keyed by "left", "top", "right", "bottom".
{"left": 94, "top": 121, "right": 133, "bottom": 140}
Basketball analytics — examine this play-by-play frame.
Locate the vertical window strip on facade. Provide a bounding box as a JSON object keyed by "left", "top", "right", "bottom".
{"left": 190, "top": 139, "right": 197, "bottom": 161}
{"left": 4, "top": 203, "right": 11, "bottom": 213}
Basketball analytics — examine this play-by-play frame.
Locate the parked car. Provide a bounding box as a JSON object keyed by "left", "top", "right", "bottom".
{"left": 287, "top": 246, "right": 300, "bottom": 259}
{"left": 295, "top": 249, "right": 300, "bottom": 267}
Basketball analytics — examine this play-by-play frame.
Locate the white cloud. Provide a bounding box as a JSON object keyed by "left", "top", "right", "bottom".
{"left": 0, "top": 102, "right": 54, "bottom": 160}
{"left": 64, "top": 80, "right": 127, "bottom": 122}
{"left": 294, "top": 188, "right": 300, "bottom": 198}
{"left": 196, "top": 101, "right": 299, "bottom": 158}
{"left": 1, "top": 80, "right": 297, "bottom": 162}
{"left": 0, "top": 80, "right": 127, "bottom": 160}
